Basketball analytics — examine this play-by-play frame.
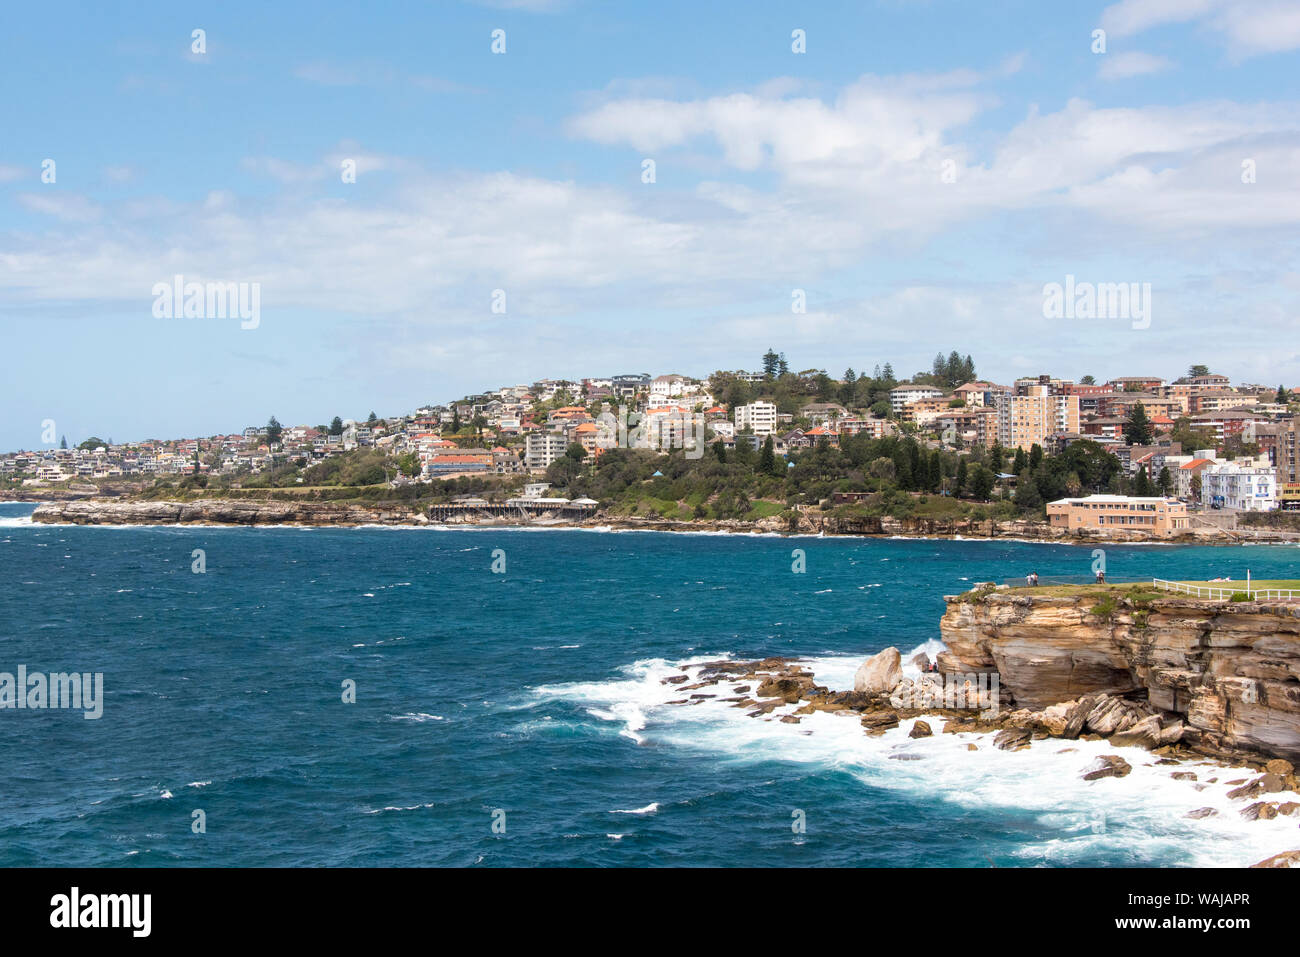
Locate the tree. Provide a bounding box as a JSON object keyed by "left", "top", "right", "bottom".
{"left": 59, "top": 435, "right": 68, "bottom": 449}
{"left": 969, "top": 465, "right": 995, "bottom": 501}
{"left": 395, "top": 452, "right": 421, "bottom": 477}
{"left": 988, "top": 442, "right": 1006, "bottom": 474}
{"left": 1124, "top": 402, "right": 1153, "bottom": 445}
{"left": 777, "top": 353, "right": 790, "bottom": 376}
{"left": 761, "top": 349, "right": 780, "bottom": 378}
{"left": 266, "top": 417, "right": 283, "bottom": 445}
{"left": 1013, "top": 470, "right": 1043, "bottom": 509}
{"left": 1012, "top": 447, "right": 1028, "bottom": 474}
{"left": 1190, "top": 474, "right": 1202, "bottom": 502}
{"left": 955, "top": 458, "right": 968, "bottom": 496}
{"left": 329, "top": 416, "right": 344, "bottom": 436}
{"left": 565, "top": 442, "right": 587, "bottom": 462}
{"left": 1187, "top": 364, "right": 1210, "bottom": 379}
{"left": 1134, "top": 465, "right": 1153, "bottom": 497}
{"left": 1080, "top": 375, "right": 1096, "bottom": 385}
{"left": 1277, "top": 385, "right": 1290, "bottom": 404}
{"left": 367, "top": 411, "right": 378, "bottom": 426}
{"left": 1157, "top": 466, "right": 1172, "bottom": 495}
{"left": 759, "top": 436, "right": 778, "bottom": 474}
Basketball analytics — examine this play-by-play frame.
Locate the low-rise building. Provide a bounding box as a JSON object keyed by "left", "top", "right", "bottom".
{"left": 1047, "top": 495, "right": 1190, "bottom": 537}
{"left": 1201, "top": 461, "right": 1278, "bottom": 511}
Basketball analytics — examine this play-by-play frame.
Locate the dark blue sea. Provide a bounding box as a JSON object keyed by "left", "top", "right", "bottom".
{"left": 2, "top": 501, "right": 1297, "bottom": 867}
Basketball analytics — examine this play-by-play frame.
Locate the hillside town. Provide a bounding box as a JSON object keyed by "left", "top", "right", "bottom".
{"left": 6, "top": 354, "right": 1300, "bottom": 529}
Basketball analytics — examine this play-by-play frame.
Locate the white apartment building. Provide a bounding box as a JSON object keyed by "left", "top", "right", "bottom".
{"left": 734, "top": 401, "right": 778, "bottom": 436}
{"left": 1201, "top": 461, "right": 1278, "bottom": 511}
{"left": 524, "top": 432, "right": 568, "bottom": 472}
{"left": 890, "top": 384, "right": 944, "bottom": 414}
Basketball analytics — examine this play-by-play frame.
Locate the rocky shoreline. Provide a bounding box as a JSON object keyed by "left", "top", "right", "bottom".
{"left": 26, "top": 497, "right": 1300, "bottom": 544}
{"left": 666, "top": 649, "right": 1300, "bottom": 867}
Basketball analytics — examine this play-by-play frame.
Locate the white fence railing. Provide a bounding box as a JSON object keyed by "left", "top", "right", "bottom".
{"left": 1152, "top": 578, "right": 1300, "bottom": 600}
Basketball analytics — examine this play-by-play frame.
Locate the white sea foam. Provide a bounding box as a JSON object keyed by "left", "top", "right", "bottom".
{"left": 529, "top": 651, "right": 1300, "bottom": 867}
{"left": 612, "top": 803, "right": 660, "bottom": 815}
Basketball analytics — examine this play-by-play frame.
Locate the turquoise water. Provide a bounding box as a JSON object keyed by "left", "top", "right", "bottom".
{"left": 1, "top": 501, "right": 1297, "bottom": 867}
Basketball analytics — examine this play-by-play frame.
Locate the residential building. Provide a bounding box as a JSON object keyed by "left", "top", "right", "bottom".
{"left": 996, "top": 386, "right": 1080, "bottom": 451}
{"left": 735, "top": 401, "right": 778, "bottom": 436}
{"left": 1047, "top": 495, "right": 1190, "bottom": 538}
{"left": 890, "top": 384, "right": 944, "bottom": 413}
{"left": 1201, "top": 461, "right": 1278, "bottom": 511}
{"left": 524, "top": 432, "right": 568, "bottom": 471}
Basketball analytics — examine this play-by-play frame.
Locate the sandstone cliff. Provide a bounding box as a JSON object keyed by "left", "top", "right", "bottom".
{"left": 939, "top": 590, "right": 1300, "bottom": 762}
{"left": 31, "top": 499, "right": 428, "bottom": 527}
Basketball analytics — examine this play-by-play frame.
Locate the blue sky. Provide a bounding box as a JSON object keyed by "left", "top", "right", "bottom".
{"left": 2, "top": 0, "right": 1299, "bottom": 449}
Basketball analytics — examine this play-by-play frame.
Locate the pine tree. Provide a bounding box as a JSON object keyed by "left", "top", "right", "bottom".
{"left": 1124, "top": 402, "right": 1153, "bottom": 445}
{"left": 955, "top": 458, "right": 968, "bottom": 496}
{"left": 759, "top": 436, "right": 776, "bottom": 474}
{"left": 762, "top": 349, "right": 780, "bottom": 378}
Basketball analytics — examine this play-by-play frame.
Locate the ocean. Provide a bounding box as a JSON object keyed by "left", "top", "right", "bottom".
{"left": 1, "top": 500, "right": 1297, "bottom": 867}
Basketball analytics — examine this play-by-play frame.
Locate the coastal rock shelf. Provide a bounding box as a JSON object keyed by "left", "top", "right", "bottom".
{"left": 939, "top": 590, "right": 1300, "bottom": 763}
{"left": 31, "top": 499, "right": 427, "bottom": 526}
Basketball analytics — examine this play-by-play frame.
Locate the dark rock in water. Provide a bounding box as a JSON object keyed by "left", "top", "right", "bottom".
{"left": 966, "top": 743, "right": 978, "bottom": 751}
{"left": 1227, "top": 778, "right": 1264, "bottom": 800}
{"left": 889, "top": 753, "right": 924, "bottom": 761}
{"left": 689, "top": 693, "right": 713, "bottom": 699}
{"left": 1241, "top": 802, "right": 1278, "bottom": 821}
{"left": 860, "top": 709, "right": 900, "bottom": 734}
{"left": 1170, "top": 771, "right": 1198, "bottom": 781}
{"left": 1275, "top": 802, "right": 1300, "bottom": 816}
{"left": 1081, "top": 755, "right": 1132, "bottom": 781}
{"left": 994, "top": 728, "right": 1032, "bottom": 752}
{"left": 1260, "top": 773, "right": 1287, "bottom": 793}
{"left": 779, "top": 715, "right": 800, "bottom": 724}
{"left": 909, "top": 720, "right": 933, "bottom": 739}
{"left": 910, "top": 652, "right": 931, "bottom": 672}
{"left": 1186, "top": 807, "right": 1218, "bottom": 819}
{"left": 733, "top": 685, "right": 751, "bottom": 694}
{"left": 756, "top": 675, "right": 819, "bottom": 703}
{"left": 662, "top": 675, "right": 689, "bottom": 685}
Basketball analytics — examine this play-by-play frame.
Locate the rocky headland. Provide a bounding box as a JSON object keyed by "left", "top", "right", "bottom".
{"left": 28, "top": 497, "right": 1300, "bottom": 544}
{"left": 663, "top": 586, "right": 1300, "bottom": 865}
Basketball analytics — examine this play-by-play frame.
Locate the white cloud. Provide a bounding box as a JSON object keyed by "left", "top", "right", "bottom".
{"left": 17, "top": 192, "right": 102, "bottom": 223}
{"left": 1101, "top": 0, "right": 1300, "bottom": 57}
{"left": 1097, "top": 50, "right": 1175, "bottom": 79}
